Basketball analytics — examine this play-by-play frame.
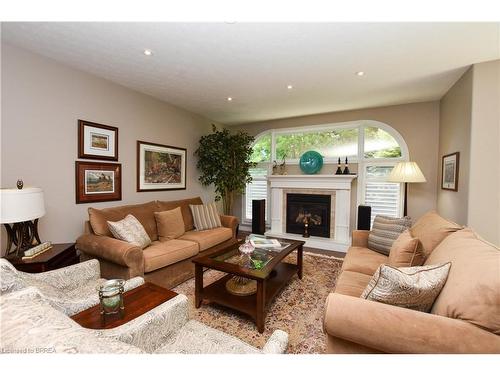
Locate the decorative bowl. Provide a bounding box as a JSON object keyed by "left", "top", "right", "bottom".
{"left": 299, "top": 151, "right": 324, "bottom": 174}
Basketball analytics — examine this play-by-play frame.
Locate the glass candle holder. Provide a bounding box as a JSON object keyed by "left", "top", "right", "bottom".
{"left": 97, "top": 279, "right": 125, "bottom": 318}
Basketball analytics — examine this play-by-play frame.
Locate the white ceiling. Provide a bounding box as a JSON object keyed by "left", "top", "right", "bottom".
{"left": 2, "top": 22, "right": 499, "bottom": 125}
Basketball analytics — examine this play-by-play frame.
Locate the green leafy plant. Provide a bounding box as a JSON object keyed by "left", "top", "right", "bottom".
{"left": 195, "top": 125, "right": 255, "bottom": 215}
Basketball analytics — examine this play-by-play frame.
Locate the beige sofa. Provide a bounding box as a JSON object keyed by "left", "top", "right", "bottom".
{"left": 76, "top": 197, "right": 239, "bottom": 289}
{"left": 323, "top": 211, "right": 500, "bottom": 353}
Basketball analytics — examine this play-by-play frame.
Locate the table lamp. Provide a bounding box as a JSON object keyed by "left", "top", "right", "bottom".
{"left": 0, "top": 186, "right": 46, "bottom": 256}
{"left": 387, "top": 162, "right": 426, "bottom": 217}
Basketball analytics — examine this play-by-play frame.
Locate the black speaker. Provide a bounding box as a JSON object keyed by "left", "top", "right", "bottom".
{"left": 252, "top": 199, "right": 266, "bottom": 235}
{"left": 357, "top": 205, "right": 371, "bottom": 230}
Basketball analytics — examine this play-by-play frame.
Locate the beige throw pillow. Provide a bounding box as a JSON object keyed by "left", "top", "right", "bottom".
{"left": 361, "top": 263, "right": 451, "bottom": 312}
{"left": 189, "top": 202, "right": 222, "bottom": 231}
{"left": 154, "top": 207, "right": 186, "bottom": 241}
{"left": 388, "top": 230, "right": 425, "bottom": 267}
{"left": 107, "top": 214, "right": 151, "bottom": 249}
{"left": 367, "top": 215, "right": 412, "bottom": 255}
{"left": 410, "top": 210, "right": 463, "bottom": 258}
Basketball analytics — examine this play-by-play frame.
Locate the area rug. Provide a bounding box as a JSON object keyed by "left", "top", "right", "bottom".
{"left": 173, "top": 252, "right": 343, "bottom": 354}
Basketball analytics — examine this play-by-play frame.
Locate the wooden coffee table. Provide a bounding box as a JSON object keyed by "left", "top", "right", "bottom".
{"left": 192, "top": 238, "right": 305, "bottom": 333}
{"left": 71, "top": 282, "right": 178, "bottom": 329}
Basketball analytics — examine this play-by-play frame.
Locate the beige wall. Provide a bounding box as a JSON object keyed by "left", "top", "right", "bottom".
{"left": 437, "top": 68, "right": 473, "bottom": 224}
{"left": 468, "top": 60, "right": 500, "bottom": 244}
{"left": 231, "top": 101, "right": 441, "bottom": 225}
{"left": 1, "top": 43, "right": 214, "bottom": 256}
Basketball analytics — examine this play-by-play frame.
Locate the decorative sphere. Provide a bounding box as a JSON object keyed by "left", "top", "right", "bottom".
{"left": 299, "top": 151, "right": 324, "bottom": 174}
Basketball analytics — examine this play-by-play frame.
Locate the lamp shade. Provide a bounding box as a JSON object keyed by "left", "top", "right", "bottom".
{"left": 387, "top": 162, "right": 427, "bottom": 183}
{"left": 0, "top": 187, "right": 46, "bottom": 223}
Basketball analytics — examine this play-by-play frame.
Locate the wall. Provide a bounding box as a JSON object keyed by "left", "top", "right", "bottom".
{"left": 231, "top": 101, "right": 441, "bottom": 225}
{"left": 437, "top": 68, "right": 473, "bottom": 224}
{"left": 468, "top": 60, "right": 500, "bottom": 244}
{"left": 1, "top": 43, "right": 214, "bottom": 256}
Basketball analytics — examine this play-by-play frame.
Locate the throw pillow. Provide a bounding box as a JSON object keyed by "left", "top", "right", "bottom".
{"left": 189, "top": 202, "right": 222, "bottom": 231}
{"left": 388, "top": 230, "right": 425, "bottom": 267}
{"left": 367, "top": 215, "right": 412, "bottom": 255}
{"left": 107, "top": 214, "right": 151, "bottom": 249}
{"left": 410, "top": 210, "right": 463, "bottom": 258}
{"left": 154, "top": 207, "right": 186, "bottom": 241}
{"left": 361, "top": 262, "right": 451, "bottom": 312}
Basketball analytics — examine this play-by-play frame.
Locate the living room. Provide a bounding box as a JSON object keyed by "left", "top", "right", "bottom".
{"left": 1, "top": 0, "right": 499, "bottom": 372}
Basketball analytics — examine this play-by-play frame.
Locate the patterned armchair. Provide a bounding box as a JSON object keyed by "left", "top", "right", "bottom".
{"left": 1, "top": 287, "right": 289, "bottom": 354}
{"left": 0, "top": 258, "right": 144, "bottom": 315}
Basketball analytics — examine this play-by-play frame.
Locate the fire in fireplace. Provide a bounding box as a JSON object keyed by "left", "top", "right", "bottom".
{"left": 286, "top": 193, "right": 331, "bottom": 238}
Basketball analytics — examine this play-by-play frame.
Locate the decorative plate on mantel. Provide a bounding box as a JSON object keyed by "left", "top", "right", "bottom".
{"left": 299, "top": 151, "right": 324, "bottom": 174}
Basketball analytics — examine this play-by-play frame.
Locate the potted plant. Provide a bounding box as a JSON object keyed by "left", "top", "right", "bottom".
{"left": 195, "top": 125, "right": 255, "bottom": 215}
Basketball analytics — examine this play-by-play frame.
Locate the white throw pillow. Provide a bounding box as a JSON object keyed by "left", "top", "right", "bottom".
{"left": 189, "top": 202, "right": 222, "bottom": 231}
{"left": 107, "top": 214, "right": 151, "bottom": 249}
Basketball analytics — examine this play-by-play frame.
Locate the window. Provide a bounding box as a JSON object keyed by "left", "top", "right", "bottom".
{"left": 243, "top": 121, "right": 408, "bottom": 226}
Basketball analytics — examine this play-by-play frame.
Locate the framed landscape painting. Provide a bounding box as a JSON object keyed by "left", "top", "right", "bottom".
{"left": 441, "top": 152, "right": 459, "bottom": 191}
{"left": 76, "top": 161, "right": 122, "bottom": 203}
{"left": 78, "top": 120, "right": 119, "bottom": 161}
{"left": 137, "top": 140, "right": 186, "bottom": 191}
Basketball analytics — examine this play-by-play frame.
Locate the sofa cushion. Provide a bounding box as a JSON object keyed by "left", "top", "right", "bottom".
{"left": 368, "top": 215, "right": 412, "bottom": 255}
{"left": 361, "top": 263, "right": 451, "bottom": 312}
{"left": 179, "top": 227, "right": 232, "bottom": 251}
{"left": 410, "top": 210, "right": 463, "bottom": 258}
{"left": 107, "top": 214, "right": 152, "bottom": 249}
{"left": 425, "top": 228, "right": 500, "bottom": 334}
{"left": 157, "top": 197, "right": 203, "bottom": 232}
{"left": 155, "top": 207, "right": 185, "bottom": 241}
{"left": 334, "top": 270, "right": 373, "bottom": 297}
{"left": 0, "top": 288, "right": 143, "bottom": 354}
{"left": 190, "top": 202, "right": 222, "bottom": 231}
{"left": 341, "top": 246, "right": 388, "bottom": 276}
{"left": 89, "top": 201, "right": 159, "bottom": 241}
{"left": 388, "top": 230, "right": 425, "bottom": 267}
{"left": 143, "top": 240, "right": 199, "bottom": 273}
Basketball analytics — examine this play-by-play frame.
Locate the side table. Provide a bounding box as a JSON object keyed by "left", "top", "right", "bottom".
{"left": 71, "top": 282, "right": 178, "bottom": 329}
{"left": 5, "top": 243, "right": 80, "bottom": 273}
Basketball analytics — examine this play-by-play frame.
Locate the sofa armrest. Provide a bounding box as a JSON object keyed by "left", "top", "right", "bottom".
{"left": 324, "top": 293, "right": 500, "bottom": 353}
{"left": 351, "top": 230, "right": 370, "bottom": 247}
{"left": 220, "top": 215, "right": 239, "bottom": 238}
{"left": 262, "top": 330, "right": 289, "bottom": 353}
{"left": 26, "top": 259, "right": 101, "bottom": 289}
{"left": 94, "top": 294, "right": 189, "bottom": 353}
{"left": 76, "top": 234, "right": 144, "bottom": 277}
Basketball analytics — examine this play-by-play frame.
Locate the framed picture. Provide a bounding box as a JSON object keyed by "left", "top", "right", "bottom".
{"left": 441, "top": 152, "right": 460, "bottom": 191}
{"left": 137, "top": 140, "right": 187, "bottom": 191}
{"left": 76, "top": 161, "right": 122, "bottom": 203}
{"left": 78, "top": 120, "right": 119, "bottom": 161}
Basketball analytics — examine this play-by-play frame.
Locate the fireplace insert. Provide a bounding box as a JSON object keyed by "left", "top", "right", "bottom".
{"left": 286, "top": 193, "right": 331, "bottom": 238}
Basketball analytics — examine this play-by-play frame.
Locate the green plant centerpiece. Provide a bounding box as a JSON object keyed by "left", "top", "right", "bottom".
{"left": 195, "top": 125, "right": 255, "bottom": 215}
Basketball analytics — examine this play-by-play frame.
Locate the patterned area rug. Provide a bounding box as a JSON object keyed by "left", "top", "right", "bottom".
{"left": 173, "top": 252, "right": 343, "bottom": 354}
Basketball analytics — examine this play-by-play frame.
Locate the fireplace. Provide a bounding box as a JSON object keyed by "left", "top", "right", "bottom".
{"left": 286, "top": 193, "right": 331, "bottom": 238}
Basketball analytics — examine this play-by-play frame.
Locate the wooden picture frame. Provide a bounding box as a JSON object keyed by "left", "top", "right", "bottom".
{"left": 137, "top": 140, "right": 187, "bottom": 192}
{"left": 78, "top": 120, "right": 119, "bottom": 161}
{"left": 441, "top": 152, "right": 460, "bottom": 191}
{"left": 76, "top": 161, "right": 122, "bottom": 204}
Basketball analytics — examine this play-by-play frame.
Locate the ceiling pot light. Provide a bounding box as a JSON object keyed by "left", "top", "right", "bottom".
{"left": 227, "top": 97, "right": 233, "bottom": 101}
{"left": 143, "top": 49, "right": 153, "bottom": 56}
{"left": 356, "top": 71, "right": 365, "bottom": 76}
{"left": 287, "top": 85, "right": 293, "bottom": 89}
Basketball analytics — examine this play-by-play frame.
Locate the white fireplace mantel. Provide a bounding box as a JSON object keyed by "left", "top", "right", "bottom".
{"left": 266, "top": 174, "right": 357, "bottom": 252}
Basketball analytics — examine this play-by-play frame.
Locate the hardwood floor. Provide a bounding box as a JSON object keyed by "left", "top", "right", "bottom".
{"left": 238, "top": 230, "right": 346, "bottom": 259}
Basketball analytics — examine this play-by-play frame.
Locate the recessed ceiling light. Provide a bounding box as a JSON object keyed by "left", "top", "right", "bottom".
{"left": 287, "top": 85, "right": 293, "bottom": 89}
{"left": 143, "top": 49, "right": 153, "bottom": 56}
{"left": 227, "top": 97, "right": 233, "bottom": 101}
{"left": 356, "top": 71, "right": 365, "bottom": 76}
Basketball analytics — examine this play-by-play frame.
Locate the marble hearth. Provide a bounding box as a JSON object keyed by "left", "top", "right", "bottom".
{"left": 266, "top": 174, "right": 357, "bottom": 252}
